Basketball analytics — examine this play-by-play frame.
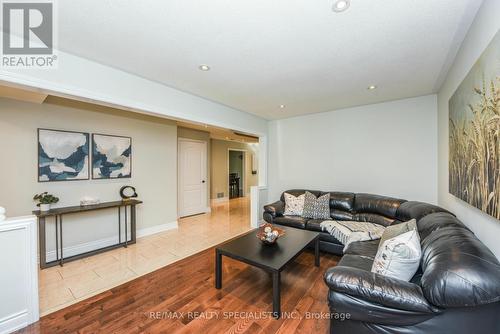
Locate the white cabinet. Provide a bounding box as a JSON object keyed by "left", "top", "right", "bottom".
{"left": 0, "top": 216, "right": 39, "bottom": 334}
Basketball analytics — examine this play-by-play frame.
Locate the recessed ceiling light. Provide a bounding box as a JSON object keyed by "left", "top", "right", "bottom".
{"left": 367, "top": 85, "right": 377, "bottom": 90}
{"left": 332, "top": 0, "right": 350, "bottom": 12}
{"left": 279, "top": 104, "right": 285, "bottom": 109}
{"left": 199, "top": 64, "right": 210, "bottom": 71}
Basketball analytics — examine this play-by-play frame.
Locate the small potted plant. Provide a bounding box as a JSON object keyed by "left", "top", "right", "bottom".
{"left": 33, "top": 192, "right": 59, "bottom": 211}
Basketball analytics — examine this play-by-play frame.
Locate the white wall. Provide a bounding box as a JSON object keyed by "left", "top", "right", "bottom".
{"left": 0, "top": 97, "right": 178, "bottom": 254}
{"left": 268, "top": 95, "right": 438, "bottom": 203}
{"left": 437, "top": 0, "right": 500, "bottom": 258}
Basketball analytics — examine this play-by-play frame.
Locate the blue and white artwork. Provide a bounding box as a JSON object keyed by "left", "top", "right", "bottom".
{"left": 38, "top": 129, "right": 90, "bottom": 182}
{"left": 92, "top": 134, "right": 132, "bottom": 179}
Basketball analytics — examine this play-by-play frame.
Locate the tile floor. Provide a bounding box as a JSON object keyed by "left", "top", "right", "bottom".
{"left": 38, "top": 197, "right": 252, "bottom": 316}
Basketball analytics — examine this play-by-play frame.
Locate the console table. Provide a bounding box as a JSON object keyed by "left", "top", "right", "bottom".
{"left": 33, "top": 199, "right": 142, "bottom": 269}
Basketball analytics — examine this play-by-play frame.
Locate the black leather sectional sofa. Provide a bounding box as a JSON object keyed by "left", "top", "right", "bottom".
{"left": 263, "top": 190, "right": 500, "bottom": 334}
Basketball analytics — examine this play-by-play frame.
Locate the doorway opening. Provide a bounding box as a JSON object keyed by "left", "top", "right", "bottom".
{"left": 228, "top": 149, "right": 245, "bottom": 199}
{"left": 176, "top": 121, "right": 259, "bottom": 217}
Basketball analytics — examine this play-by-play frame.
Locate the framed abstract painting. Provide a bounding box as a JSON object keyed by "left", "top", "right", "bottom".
{"left": 38, "top": 129, "right": 90, "bottom": 182}
{"left": 92, "top": 134, "right": 132, "bottom": 179}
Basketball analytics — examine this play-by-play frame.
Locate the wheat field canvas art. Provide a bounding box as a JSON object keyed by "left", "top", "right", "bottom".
{"left": 449, "top": 30, "right": 500, "bottom": 220}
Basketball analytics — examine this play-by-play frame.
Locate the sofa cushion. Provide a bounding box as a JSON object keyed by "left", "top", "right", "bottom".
{"left": 396, "top": 201, "right": 453, "bottom": 221}
{"left": 417, "top": 212, "right": 467, "bottom": 241}
{"left": 273, "top": 215, "right": 308, "bottom": 229}
{"left": 305, "top": 219, "right": 324, "bottom": 232}
{"left": 337, "top": 254, "right": 374, "bottom": 271}
{"left": 344, "top": 240, "right": 380, "bottom": 257}
{"left": 343, "top": 239, "right": 380, "bottom": 257}
{"left": 329, "top": 192, "right": 355, "bottom": 212}
{"left": 420, "top": 225, "right": 500, "bottom": 307}
{"left": 354, "top": 193, "right": 406, "bottom": 220}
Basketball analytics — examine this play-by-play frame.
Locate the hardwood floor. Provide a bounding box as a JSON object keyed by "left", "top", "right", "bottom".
{"left": 19, "top": 244, "right": 339, "bottom": 333}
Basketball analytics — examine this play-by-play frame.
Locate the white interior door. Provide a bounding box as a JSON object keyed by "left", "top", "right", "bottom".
{"left": 178, "top": 139, "right": 208, "bottom": 217}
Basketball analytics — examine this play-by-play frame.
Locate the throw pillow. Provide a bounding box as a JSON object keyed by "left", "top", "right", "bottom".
{"left": 283, "top": 192, "right": 305, "bottom": 216}
{"left": 371, "top": 229, "right": 421, "bottom": 281}
{"left": 378, "top": 219, "right": 417, "bottom": 249}
{"left": 302, "top": 191, "right": 330, "bottom": 219}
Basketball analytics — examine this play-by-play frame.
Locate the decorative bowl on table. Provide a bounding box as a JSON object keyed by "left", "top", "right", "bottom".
{"left": 257, "top": 223, "right": 285, "bottom": 245}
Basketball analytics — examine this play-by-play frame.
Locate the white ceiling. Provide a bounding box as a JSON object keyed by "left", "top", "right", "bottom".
{"left": 57, "top": 0, "right": 482, "bottom": 120}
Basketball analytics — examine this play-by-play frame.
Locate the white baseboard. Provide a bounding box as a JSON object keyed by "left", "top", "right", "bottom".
{"left": 0, "top": 310, "right": 29, "bottom": 334}
{"left": 211, "top": 197, "right": 229, "bottom": 204}
{"left": 45, "top": 221, "right": 178, "bottom": 262}
{"left": 136, "top": 221, "right": 178, "bottom": 238}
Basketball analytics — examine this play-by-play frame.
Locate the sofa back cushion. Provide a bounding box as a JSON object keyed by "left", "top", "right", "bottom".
{"left": 328, "top": 192, "right": 355, "bottom": 211}
{"left": 396, "top": 201, "right": 454, "bottom": 221}
{"left": 353, "top": 193, "right": 407, "bottom": 226}
{"left": 418, "top": 213, "right": 500, "bottom": 307}
{"left": 280, "top": 191, "right": 409, "bottom": 225}
{"left": 417, "top": 212, "right": 467, "bottom": 240}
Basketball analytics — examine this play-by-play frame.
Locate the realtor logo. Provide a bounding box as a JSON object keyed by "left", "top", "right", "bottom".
{"left": 1, "top": 0, "right": 57, "bottom": 68}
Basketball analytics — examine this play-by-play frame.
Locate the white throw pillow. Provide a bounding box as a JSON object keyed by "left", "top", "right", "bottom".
{"left": 371, "top": 229, "right": 421, "bottom": 281}
{"left": 284, "top": 192, "right": 305, "bottom": 216}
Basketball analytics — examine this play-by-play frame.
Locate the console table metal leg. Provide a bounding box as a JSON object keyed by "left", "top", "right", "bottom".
{"left": 55, "top": 215, "right": 59, "bottom": 261}
{"left": 39, "top": 217, "right": 47, "bottom": 269}
{"left": 315, "top": 237, "right": 320, "bottom": 267}
{"left": 131, "top": 204, "right": 136, "bottom": 243}
{"left": 215, "top": 250, "right": 222, "bottom": 289}
{"left": 118, "top": 207, "right": 121, "bottom": 244}
{"left": 59, "top": 215, "right": 64, "bottom": 266}
{"left": 124, "top": 205, "right": 128, "bottom": 247}
{"left": 272, "top": 271, "right": 281, "bottom": 319}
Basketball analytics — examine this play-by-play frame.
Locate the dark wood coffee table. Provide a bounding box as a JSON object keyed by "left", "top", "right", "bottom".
{"left": 215, "top": 225, "right": 320, "bottom": 319}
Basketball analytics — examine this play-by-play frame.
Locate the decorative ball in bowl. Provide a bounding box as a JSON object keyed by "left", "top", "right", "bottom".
{"left": 257, "top": 223, "right": 285, "bottom": 245}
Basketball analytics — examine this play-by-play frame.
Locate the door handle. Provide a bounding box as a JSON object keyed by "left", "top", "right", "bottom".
{"left": 202, "top": 180, "right": 206, "bottom": 183}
